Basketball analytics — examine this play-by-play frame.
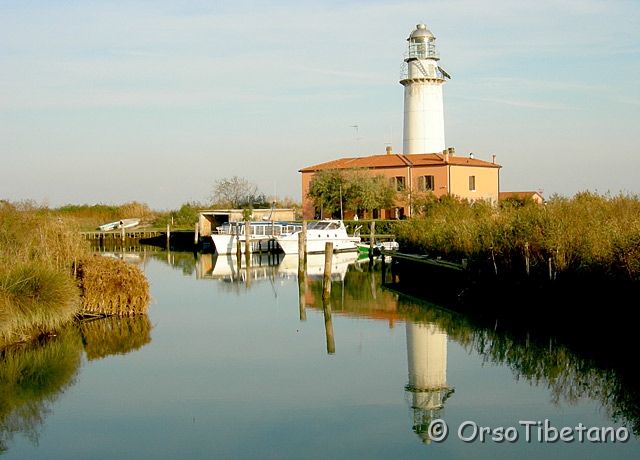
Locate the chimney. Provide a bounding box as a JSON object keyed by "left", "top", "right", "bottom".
{"left": 443, "top": 149, "right": 449, "bottom": 163}
{"left": 448, "top": 147, "right": 455, "bottom": 156}
{"left": 386, "top": 146, "right": 392, "bottom": 155}
{"left": 469, "top": 152, "right": 474, "bottom": 159}
{"left": 492, "top": 155, "right": 496, "bottom": 164}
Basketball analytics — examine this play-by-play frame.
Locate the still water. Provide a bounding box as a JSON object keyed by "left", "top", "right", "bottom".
{"left": 1, "top": 248, "right": 639, "bottom": 459}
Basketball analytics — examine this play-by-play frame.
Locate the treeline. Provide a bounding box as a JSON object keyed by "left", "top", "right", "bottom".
{"left": 394, "top": 191, "right": 640, "bottom": 282}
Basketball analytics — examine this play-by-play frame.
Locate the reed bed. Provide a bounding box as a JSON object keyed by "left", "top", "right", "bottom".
{"left": 75, "top": 255, "right": 151, "bottom": 316}
{"left": 395, "top": 192, "right": 640, "bottom": 282}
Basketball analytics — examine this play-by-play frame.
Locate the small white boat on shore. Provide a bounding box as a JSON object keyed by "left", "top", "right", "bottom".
{"left": 97, "top": 218, "right": 140, "bottom": 231}
{"left": 275, "top": 219, "right": 360, "bottom": 255}
{"left": 210, "top": 221, "right": 301, "bottom": 255}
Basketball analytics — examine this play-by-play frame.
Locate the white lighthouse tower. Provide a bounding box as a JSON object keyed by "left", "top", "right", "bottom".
{"left": 400, "top": 24, "right": 450, "bottom": 155}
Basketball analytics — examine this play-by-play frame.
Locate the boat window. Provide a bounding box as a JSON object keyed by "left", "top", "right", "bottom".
{"left": 326, "top": 222, "right": 340, "bottom": 230}
{"left": 309, "top": 221, "right": 331, "bottom": 230}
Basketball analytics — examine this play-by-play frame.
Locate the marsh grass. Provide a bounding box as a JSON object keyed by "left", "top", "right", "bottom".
{"left": 75, "top": 255, "right": 151, "bottom": 316}
{"left": 1, "top": 202, "right": 88, "bottom": 347}
{"left": 0, "top": 265, "right": 80, "bottom": 348}
{"left": 395, "top": 192, "right": 640, "bottom": 281}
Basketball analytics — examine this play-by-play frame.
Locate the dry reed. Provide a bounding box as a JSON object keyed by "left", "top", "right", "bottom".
{"left": 75, "top": 255, "right": 151, "bottom": 315}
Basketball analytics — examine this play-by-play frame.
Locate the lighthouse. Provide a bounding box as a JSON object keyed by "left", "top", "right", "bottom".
{"left": 400, "top": 24, "right": 450, "bottom": 155}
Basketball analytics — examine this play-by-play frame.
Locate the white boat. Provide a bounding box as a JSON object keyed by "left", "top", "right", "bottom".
{"left": 98, "top": 221, "right": 120, "bottom": 231}
{"left": 210, "top": 221, "right": 301, "bottom": 255}
{"left": 118, "top": 218, "right": 140, "bottom": 229}
{"left": 97, "top": 218, "right": 140, "bottom": 231}
{"left": 275, "top": 219, "right": 361, "bottom": 254}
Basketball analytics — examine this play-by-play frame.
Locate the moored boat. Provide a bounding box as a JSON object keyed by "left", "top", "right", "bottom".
{"left": 275, "top": 219, "right": 360, "bottom": 254}
{"left": 210, "top": 221, "right": 301, "bottom": 255}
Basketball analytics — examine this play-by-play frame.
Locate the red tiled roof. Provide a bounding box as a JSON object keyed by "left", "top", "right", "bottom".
{"left": 300, "top": 153, "right": 500, "bottom": 172}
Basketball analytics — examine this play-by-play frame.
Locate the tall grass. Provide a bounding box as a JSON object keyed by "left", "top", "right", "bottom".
{"left": 1, "top": 201, "right": 88, "bottom": 347}
{"left": 0, "top": 266, "right": 80, "bottom": 347}
{"left": 395, "top": 192, "right": 640, "bottom": 281}
{"left": 76, "top": 255, "right": 151, "bottom": 316}
{"left": 56, "top": 201, "right": 156, "bottom": 231}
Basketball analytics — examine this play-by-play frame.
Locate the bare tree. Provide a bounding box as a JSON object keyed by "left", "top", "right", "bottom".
{"left": 210, "top": 176, "right": 261, "bottom": 208}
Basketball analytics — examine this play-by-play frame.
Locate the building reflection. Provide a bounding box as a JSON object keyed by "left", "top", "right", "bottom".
{"left": 405, "top": 321, "right": 453, "bottom": 444}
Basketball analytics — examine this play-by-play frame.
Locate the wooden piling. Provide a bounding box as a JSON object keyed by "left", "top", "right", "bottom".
{"left": 244, "top": 221, "right": 251, "bottom": 255}
{"left": 322, "top": 299, "right": 335, "bottom": 355}
{"left": 298, "top": 272, "right": 307, "bottom": 322}
{"left": 194, "top": 222, "right": 199, "bottom": 245}
{"left": 369, "top": 220, "right": 375, "bottom": 259}
{"left": 322, "top": 242, "right": 333, "bottom": 300}
{"left": 298, "top": 220, "right": 307, "bottom": 267}
{"left": 166, "top": 224, "right": 170, "bottom": 249}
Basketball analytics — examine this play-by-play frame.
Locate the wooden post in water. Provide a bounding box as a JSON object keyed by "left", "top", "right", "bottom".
{"left": 166, "top": 224, "right": 171, "bottom": 250}
{"left": 322, "top": 242, "right": 333, "bottom": 300}
{"left": 194, "top": 222, "right": 199, "bottom": 245}
{"left": 369, "top": 220, "right": 375, "bottom": 260}
{"left": 381, "top": 253, "right": 386, "bottom": 285}
{"left": 298, "top": 220, "right": 307, "bottom": 269}
{"left": 322, "top": 299, "right": 335, "bottom": 355}
{"left": 244, "top": 220, "right": 251, "bottom": 255}
{"left": 298, "top": 269, "right": 307, "bottom": 322}
{"left": 121, "top": 223, "right": 125, "bottom": 242}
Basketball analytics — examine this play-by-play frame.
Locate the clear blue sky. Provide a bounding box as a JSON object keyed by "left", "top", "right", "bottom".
{"left": 1, "top": 0, "right": 638, "bottom": 210}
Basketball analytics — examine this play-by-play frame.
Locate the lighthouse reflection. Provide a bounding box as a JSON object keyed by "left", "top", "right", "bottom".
{"left": 405, "top": 321, "right": 454, "bottom": 444}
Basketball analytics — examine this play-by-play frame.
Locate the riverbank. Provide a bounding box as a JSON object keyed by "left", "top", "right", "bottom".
{"left": 394, "top": 191, "right": 640, "bottom": 283}
{"left": 0, "top": 202, "right": 150, "bottom": 348}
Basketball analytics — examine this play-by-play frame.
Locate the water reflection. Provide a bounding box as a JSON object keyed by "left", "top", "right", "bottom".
{"left": 8, "top": 247, "right": 637, "bottom": 456}
{"left": 405, "top": 321, "right": 454, "bottom": 444}
{"left": 0, "top": 315, "right": 153, "bottom": 452}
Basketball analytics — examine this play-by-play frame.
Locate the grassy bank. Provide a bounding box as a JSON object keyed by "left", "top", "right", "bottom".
{"left": 1, "top": 201, "right": 150, "bottom": 348}
{"left": 394, "top": 192, "right": 640, "bottom": 282}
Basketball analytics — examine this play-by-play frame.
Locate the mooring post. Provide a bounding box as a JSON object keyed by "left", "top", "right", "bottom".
{"left": 194, "top": 222, "right": 199, "bottom": 245}
{"left": 298, "top": 220, "right": 307, "bottom": 269}
{"left": 369, "top": 220, "right": 375, "bottom": 259}
{"left": 298, "top": 271, "right": 307, "bottom": 322}
{"left": 322, "top": 299, "right": 335, "bottom": 355}
{"left": 322, "top": 242, "right": 333, "bottom": 300}
{"left": 244, "top": 220, "right": 251, "bottom": 255}
{"left": 166, "top": 223, "right": 170, "bottom": 250}
{"left": 121, "top": 224, "right": 125, "bottom": 242}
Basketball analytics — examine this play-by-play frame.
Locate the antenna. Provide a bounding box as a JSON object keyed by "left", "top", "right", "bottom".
{"left": 350, "top": 124, "right": 362, "bottom": 156}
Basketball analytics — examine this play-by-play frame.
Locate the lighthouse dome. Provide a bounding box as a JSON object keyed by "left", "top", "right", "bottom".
{"left": 409, "top": 24, "right": 435, "bottom": 41}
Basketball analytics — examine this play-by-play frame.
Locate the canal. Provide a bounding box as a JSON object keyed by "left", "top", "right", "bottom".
{"left": 1, "top": 248, "right": 638, "bottom": 459}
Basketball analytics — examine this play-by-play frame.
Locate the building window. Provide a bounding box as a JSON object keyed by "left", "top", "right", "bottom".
{"left": 418, "top": 175, "right": 435, "bottom": 192}
{"left": 390, "top": 176, "right": 405, "bottom": 192}
{"left": 469, "top": 175, "right": 476, "bottom": 192}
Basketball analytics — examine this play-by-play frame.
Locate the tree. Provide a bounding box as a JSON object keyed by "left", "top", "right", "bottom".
{"left": 210, "top": 176, "right": 267, "bottom": 208}
{"left": 306, "top": 169, "right": 346, "bottom": 218}
{"left": 306, "top": 168, "right": 398, "bottom": 219}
